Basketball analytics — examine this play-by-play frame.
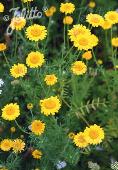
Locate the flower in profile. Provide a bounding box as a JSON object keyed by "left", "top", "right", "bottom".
{"left": 0, "top": 3, "right": 4, "bottom": 12}
{"left": 97, "top": 59, "right": 103, "bottom": 65}
{"left": 101, "top": 20, "right": 112, "bottom": 30}
{"left": 0, "top": 43, "right": 7, "bottom": 52}
{"left": 84, "top": 124, "right": 105, "bottom": 144}
{"left": 63, "top": 16, "right": 73, "bottom": 25}
{"left": 10, "top": 17, "right": 26, "bottom": 30}
{"left": 10, "top": 127, "right": 16, "bottom": 133}
{"left": 27, "top": 103, "right": 33, "bottom": 110}
{"left": 22, "top": 0, "right": 33, "bottom": 2}
{"left": 1, "top": 103, "right": 20, "bottom": 121}
{"left": 12, "top": 139, "right": 25, "bottom": 153}
{"left": 26, "top": 24, "right": 47, "bottom": 41}
{"left": 68, "top": 132, "right": 75, "bottom": 140}
{"left": 40, "top": 96, "right": 61, "bottom": 116}
{"left": 86, "top": 13, "right": 104, "bottom": 27}
{"left": 82, "top": 51, "right": 92, "bottom": 60}
{"left": 105, "top": 11, "right": 118, "bottom": 24}
{"left": 32, "top": 149, "right": 42, "bottom": 159}
{"left": 112, "top": 37, "right": 118, "bottom": 47}
{"left": 73, "top": 132, "right": 89, "bottom": 148}
{"left": 88, "top": 1, "right": 96, "bottom": 8}
{"left": 10, "top": 63, "right": 27, "bottom": 78}
{"left": 0, "top": 139, "right": 13, "bottom": 151}
{"left": 31, "top": 120, "right": 45, "bottom": 135}
{"left": 44, "top": 74, "right": 57, "bottom": 86}
{"left": 60, "top": 3, "right": 75, "bottom": 14}
{"left": 26, "top": 51, "right": 45, "bottom": 68}
{"left": 45, "top": 6, "right": 56, "bottom": 17}
{"left": 71, "top": 61, "right": 87, "bottom": 75}
{"left": 68, "top": 24, "right": 91, "bottom": 42}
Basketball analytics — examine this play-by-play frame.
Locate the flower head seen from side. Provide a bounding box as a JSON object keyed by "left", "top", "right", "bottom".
{"left": 32, "top": 149, "right": 42, "bottom": 159}
{"left": 101, "top": 19, "right": 112, "bottom": 30}
{"left": 105, "top": 11, "right": 118, "bottom": 25}
{"left": 112, "top": 37, "right": 118, "bottom": 48}
{"left": 68, "top": 132, "right": 75, "bottom": 140}
{"left": 73, "top": 132, "right": 89, "bottom": 148}
{"left": 63, "top": 16, "right": 73, "bottom": 25}
{"left": 71, "top": 61, "right": 87, "bottom": 75}
{"left": 0, "top": 3, "right": 4, "bottom": 12}
{"left": 68, "top": 24, "right": 91, "bottom": 42}
{"left": 26, "top": 51, "right": 45, "bottom": 68}
{"left": 0, "top": 43, "right": 7, "bottom": 52}
{"left": 0, "top": 139, "right": 13, "bottom": 151}
{"left": 84, "top": 124, "right": 105, "bottom": 145}
{"left": 60, "top": 3, "right": 75, "bottom": 14}
{"left": 86, "top": 13, "right": 104, "bottom": 27}
{"left": 44, "top": 74, "right": 57, "bottom": 86}
{"left": 1, "top": 103, "right": 20, "bottom": 121}
{"left": 12, "top": 139, "right": 25, "bottom": 153}
{"left": 10, "top": 17, "right": 26, "bottom": 30}
{"left": 26, "top": 24, "right": 47, "bottom": 41}
{"left": 88, "top": 1, "right": 96, "bottom": 8}
{"left": 31, "top": 120, "right": 45, "bottom": 136}
{"left": 45, "top": 6, "right": 56, "bottom": 17}
{"left": 82, "top": 51, "right": 92, "bottom": 60}
{"left": 40, "top": 96, "right": 61, "bottom": 116}
{"left": 10, "top": 63, "right": 27, "bottom": 78}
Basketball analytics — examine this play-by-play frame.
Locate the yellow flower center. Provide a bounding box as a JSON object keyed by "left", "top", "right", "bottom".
{"left": 78, "top": 135, "right": 86, "bottom": 143}
{"left": 6, "top": 106, "right": 15, "bottom": 115}
{"left": 109, "top": 14, "right": 117, "bottom": 20}
{"left": 44, "top": 100, "right": 56, "bottom": 109}
{"left": 30, "top": 29, "right": 42, "bottom": 37}
{"left": 30, "top": 55, "right": 40, "bottom": 64}
{"left": 78, "top": 38, "right": 89, "bottom": 46}
{"left": 89, "top": 130, "right": 99, "bottom": 139}
{"left": 91, "top": 17, "right": 100, "bottom": 23}
{"left": 14, "top": 67, "right": 24, "bottom": 74}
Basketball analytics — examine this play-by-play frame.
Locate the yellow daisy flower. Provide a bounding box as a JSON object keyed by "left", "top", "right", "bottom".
{"left": 31, "top": 120, "right": 45, "bottom": 136}
{"left": 60, "top": 3, "right": 75, "bottom": 14}
{"left": 32, "top": 149, "right": 42, "bottom": 159}
{"left": 10, "top": 17, "right": 26, "bottom": 30}
{"left": 73, "top": 132, "right": 89, "bottom": 148}
{"left": 0, "top": 43, "right": 7, "bottom": 52}
{"left": 26, "top": 24, "right": 47, "bottom": 41}
{"left": 74, "top": 34, "right": 95, "bottom": 50}
{"left": 112, "top": 37, "right": 118, "bottom": 47}
{"left": 44, "top": 74, "right": 57, "bottom": 86}
{"left": 1, "top": 103, "right": 20, "bottom": 121}
{"left": 10, "top": 63, "right": 27, "bottom": 78}
{"left": 22, "top": 0, "right": 33, "bottom": 3}
{"left": 82, "top": 51, "right": 92, "bottom": 60}
{"left": 86, "top": 13, "right": 104, "bottom": 27}
{"left": 84, "top": 124, "right": 105, "bottom": 145}
{"left": 101, "top": 20, "right": 112, "bottom": 30}
{"left": 68, "top": 24, "right": 91, "bottom": 42}
{"left": 0, "top": 3, "right": 4, "bottom": 12}
{"left": 0, "top": 139, "right": 13, "bottom": 151}
{"left": 71, "top": 61, "right": 87, "bottom": 75}
{"left": 90, "top": 34, "right": 99, "bottom": 48}
{"left": 12, "top": 139, "right": 25, "bottom": 153}
{"left": 105, "top": 11, "right": 118, "bottom": 25}
{"left": 26, "top": 51, "right": 45, "bottom": 68}
{"left": 63, "top": 16, "right": 73, "bottom": 25}
{"left": 40, "top": 96, "right": 61, "bottom": 116}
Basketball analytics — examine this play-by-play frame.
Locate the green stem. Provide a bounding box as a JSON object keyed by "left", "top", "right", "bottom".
{"left": 15, "top": 120, "right": 30, "bottom": 135}
{"left": 3, "top": 51, "right": 10, "bottom": 68}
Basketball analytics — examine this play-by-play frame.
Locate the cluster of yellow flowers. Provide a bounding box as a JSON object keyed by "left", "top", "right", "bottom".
{"left": 71, "top": 124, "right": 105, "bottom": 148}
{"left": 0, "top": 138, "right": 25, "bottom": 153}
